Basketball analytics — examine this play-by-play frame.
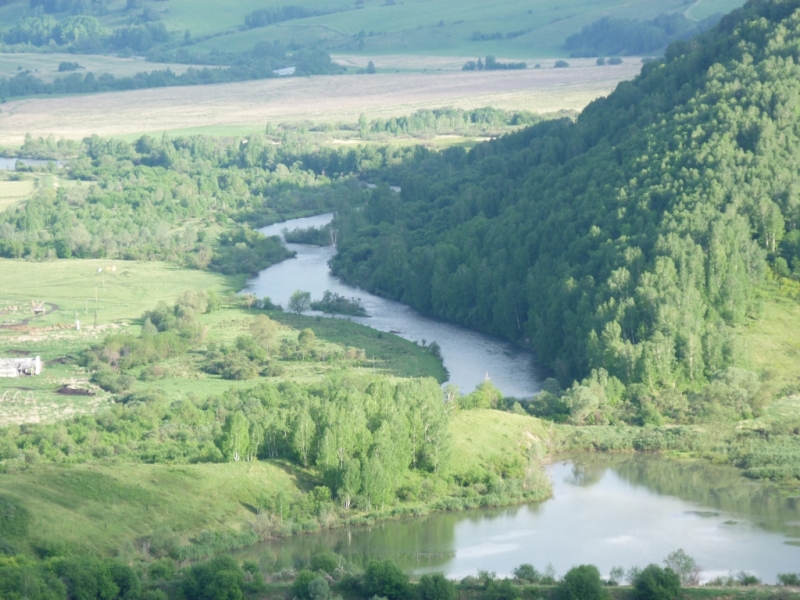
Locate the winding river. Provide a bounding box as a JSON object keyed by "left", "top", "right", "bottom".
{"left": 243, "top": 215, "right": 800, "bottom": 583}
{"left": 235, "top": 455, "right": 800, "bottom": 584}
{"left": 247, "top": 213, "right": 540, "bottom": 397}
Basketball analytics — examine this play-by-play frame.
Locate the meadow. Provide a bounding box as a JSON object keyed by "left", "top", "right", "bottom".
{"left": 0, "top": 61, "right": 640, "bottom": 146}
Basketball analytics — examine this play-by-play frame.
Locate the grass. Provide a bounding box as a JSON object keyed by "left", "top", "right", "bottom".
{"left": 0, "top": 259, "right": 243, "bottom": 423}
{"left": 449, "top": 409, "right": 552, "bottom": 474}
{"left": 0, "top": 460, "right": 304, "bottom": 555}
{"left": 737, "top": 278, "right": 800, "bottom": 426}
{"left": 0, "top": 179, "right": 33, "bottom": 210}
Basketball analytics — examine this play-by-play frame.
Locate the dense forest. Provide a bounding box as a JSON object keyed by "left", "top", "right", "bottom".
{"left": 563, "top": 12, "right": 723, "bottom": 57}
{"left": 331, "top": 0, "right": 800, "bottom": 411}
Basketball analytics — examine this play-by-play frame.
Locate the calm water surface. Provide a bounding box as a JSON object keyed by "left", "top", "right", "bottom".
{"left": 246, "top": 214, "right": 540, "bottom": 397}
{"left": 0, "top": 157, "right": 60, "bottom": 170}
{"left": 236, "top": 455, "right": 800, "bottom": 583}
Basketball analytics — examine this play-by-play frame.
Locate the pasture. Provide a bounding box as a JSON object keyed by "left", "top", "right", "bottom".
{"left": 0, "top": 61, "right": 641, "bottom": 145}
{"left": 154, "top": 0, "right": 745, "bottom": 58}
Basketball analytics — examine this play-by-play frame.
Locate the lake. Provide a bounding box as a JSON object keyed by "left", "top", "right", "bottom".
{"left": 236, "top": 454, "right": 800, "bottom": 584}
{"left": 247, "top": 213, "right": 540, "bottom": 398}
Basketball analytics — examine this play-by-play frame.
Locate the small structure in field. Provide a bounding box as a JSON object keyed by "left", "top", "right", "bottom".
{"left": 31, "top": 301, "right": 46, "bottom": 316}
{"left": 0, "top": 356, "right": 42, "bottom": 378}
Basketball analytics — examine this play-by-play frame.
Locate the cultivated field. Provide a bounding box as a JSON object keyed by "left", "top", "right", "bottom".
{"left": 0, "top": 53, "right": 210, "bottom": 83}
{"left": 0, "top": 61, "right": 642, "bottom": 145}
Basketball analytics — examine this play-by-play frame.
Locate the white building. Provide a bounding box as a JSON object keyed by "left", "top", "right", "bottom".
{"left": 0, "top": 356, "right": 42, "bottom": 378}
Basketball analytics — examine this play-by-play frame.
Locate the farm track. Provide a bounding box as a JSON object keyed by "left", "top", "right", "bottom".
{"left": 0, "top": 302, "right": 59, "bottom": 330}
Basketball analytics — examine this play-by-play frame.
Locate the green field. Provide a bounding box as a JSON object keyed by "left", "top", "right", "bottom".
{"left": 0, "top": 0, "right": 746, "bottom": 63}
{"left": 0, "top": 259, "right": 445, "bottom": 424}
{"left": 173, "top": 0, "right": 746, "bottom": 59}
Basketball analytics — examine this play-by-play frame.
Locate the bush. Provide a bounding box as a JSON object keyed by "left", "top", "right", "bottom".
{"left": 557, "top": 565, "right": 607, "bottom": 600}
{"left": 310, "top": 552, "right": 339, "bottom": 574}
{"left": 554, "top": 60, "right": 570, "bottom": 68}
{"left": 293, "top": 570, "right": 317, "bottom": 600}
{"left": 418, "top": 573, "right": 456, "bottom": 600}
{"left": 182, "top": 555, "right": 245, "bottom": 600}
{"left": 363, "top": 560, "right": 410, "bottom": 600}
{"left": 778, "top": 573, "right": 800, "bottom": 586}
{"left": 633, "top": 564, "right": 681, "bottom": 600}
{"left": 513, "top": 564, "right": 540, "bottom": 583}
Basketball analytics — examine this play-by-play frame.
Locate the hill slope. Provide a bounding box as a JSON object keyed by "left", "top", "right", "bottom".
{"left": 331, "top": 0, "right": 800, "bottom": 406}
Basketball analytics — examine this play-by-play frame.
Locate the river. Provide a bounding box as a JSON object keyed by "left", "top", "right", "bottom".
{"left": 235, "top": 455, "right": 800, "bottom": 584}
{"left": 246, "top": 213, "right": 540, "bottom": 397}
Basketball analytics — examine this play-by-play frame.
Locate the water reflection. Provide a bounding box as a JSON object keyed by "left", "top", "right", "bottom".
{"left": 236, "top": 456, "right": 800, "bottom": 583}
{"left": 246, "top": 214, "right": 540, "bottom": 396}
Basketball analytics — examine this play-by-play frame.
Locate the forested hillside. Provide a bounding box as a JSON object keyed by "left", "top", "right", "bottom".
{"left": 332, "top": 0, "right": 800, "bottom": 402}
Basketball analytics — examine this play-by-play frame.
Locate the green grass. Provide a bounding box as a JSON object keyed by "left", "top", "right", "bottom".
{"left": 449, "top": 409, "right": 552, "bottom": 474}
{"left": 736, "top": 278, "right": 800, "bottom": 426}
{"left": 0, "top": 460, "right": 305, "bottom": 555}
{"left": 0, "top": 259, "right": 241, "bottom": 422}
{"left": 0, "top": 179, "right": 33, "bottom": 210}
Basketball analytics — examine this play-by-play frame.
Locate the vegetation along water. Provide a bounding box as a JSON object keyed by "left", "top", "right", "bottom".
{"left": 2, "top": 0, "right": 800, "bottom": 599}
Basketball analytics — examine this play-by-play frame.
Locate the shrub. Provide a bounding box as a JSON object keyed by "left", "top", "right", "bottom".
{"left": 554, "top": 60, "right": 570, "bottom": 68}
{"left": 418, "top": 573, "right": 456, "bottom": 600}
{"left": 557, "top": 565, "right": 607, "bottom": 600}
{"left": 363, "top": 560, "right": 410, "bottom": 600}
{"left": 513, "top": 564, "right": 540, "bottom": 583}
{"left": 633, "top": 564, "right": 681, "bottom": 600}
{"left": 310, "top": 552, "right": 339, "bottom": 574}
{"left": 293, "top": 570, "right": 317, "bottom": 600}
{"left": 778, "top": 573, "right": 800, "bottom": 586}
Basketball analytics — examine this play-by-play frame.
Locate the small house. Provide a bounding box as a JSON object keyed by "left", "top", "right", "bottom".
{"left": 0, "top": 356, "right": 42, "bottom": 378}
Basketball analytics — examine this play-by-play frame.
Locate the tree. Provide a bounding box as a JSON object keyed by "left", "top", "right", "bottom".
{"left": 289, "top": 290, "right": 311, "bottom": 314}
{"left": 338, "top": 457, "right": 361, "bottom": 509}
{"left": 632, "top": 565, "right": 681, "bottom": 600}
{"left": 663, "top": 549, "right": 698, "bottom": 586}
{"left": 292, "top": 570, "right": 317, "bottom": 600}
{"left": 513, "top": 564, "right": 540, "bottom": 583}
{"left": 364, "top": 560, "right": 410, "bottom": 600}
{"left": 557, "top": 565, "right": 607, "bottom": 600}
{"left": 182, "top": 556, "right": 245, "bottom": 600}
{"left": 308, "top": 577, "right": 332, "bottom": 600}
{"left": 250, "top": 314, "right": 279, "bottom": 352}
{"left": 418, "top": 573, "right": 457, "bottom": 600}
{"left": 221, "top": 411, "right": 250, "bottom": 462}
{"left": 366, "top": 61, "right": 377, "bottom": 74}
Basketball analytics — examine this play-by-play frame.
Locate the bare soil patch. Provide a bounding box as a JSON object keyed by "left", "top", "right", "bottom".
{"left": 0, "top": 64, "right": 642, "bottom": 145}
